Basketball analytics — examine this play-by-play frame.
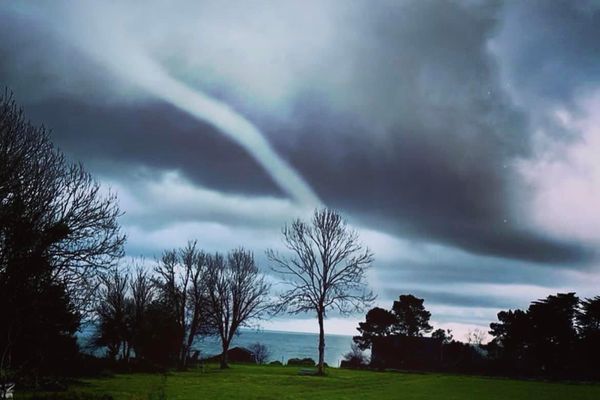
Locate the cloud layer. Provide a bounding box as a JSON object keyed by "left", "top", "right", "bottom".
{"left": 2, "top": 0, "right": 600, "bottom": 334}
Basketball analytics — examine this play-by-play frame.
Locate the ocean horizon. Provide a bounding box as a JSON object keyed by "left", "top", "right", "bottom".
{"left": 193, "top": 329, "right": 355, "bottom": 367}
{"left": 79, "top": 327, "right": 356, "bottom": 367}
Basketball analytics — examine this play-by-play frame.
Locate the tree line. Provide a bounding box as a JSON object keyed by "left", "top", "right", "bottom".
{"left": 93, "top": 208, "right": 375, "bottom": 375}
{"left": 92, "top": 244, "right": 271, "bottom": 370}
{"left": 353, "top": 294, "right": 433, "bottom": 351}
{"left": 1, "top": 92, "right": 124, "bottom": 385}
{"left": 488, "top": 292, "right": 600, "bottom": 379}
{"left": 5, "top": 90, "right": 600, "bottom": 386}
{"left": 351, "top": 292, "right": 600, "bottom": 379}
{"left": 1, "top": 92, "right": 375, "bottom": 384}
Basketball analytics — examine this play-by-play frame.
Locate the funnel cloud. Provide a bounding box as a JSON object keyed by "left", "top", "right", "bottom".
{"left": 2, "top": 0, "right": 600, "bottom": 336}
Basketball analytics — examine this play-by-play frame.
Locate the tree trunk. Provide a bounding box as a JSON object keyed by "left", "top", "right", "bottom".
{"left": 179, "top": 344, "right": 188, "bottom": 370}
{"left": 317, "top": 311, "right": 325, "bottom": 375}
{"left": 220, "top": 339, "right": 230, "bottom": 369}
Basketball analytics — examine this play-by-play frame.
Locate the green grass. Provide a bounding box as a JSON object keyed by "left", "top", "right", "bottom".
{"left": 19, "top": 364, "right": 600, "bottom": 400}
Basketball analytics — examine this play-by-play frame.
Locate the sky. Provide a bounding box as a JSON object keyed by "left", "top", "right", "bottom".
{"left": 2, "top": 0, "right": 600, "bottom": 340}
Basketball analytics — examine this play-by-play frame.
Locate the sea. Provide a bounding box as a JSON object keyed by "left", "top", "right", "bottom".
{"left": 193, "top": 329, "right": 354, "bottom": 367}
{"left": 79, "top": 327, "right": 355, "bottom": 367}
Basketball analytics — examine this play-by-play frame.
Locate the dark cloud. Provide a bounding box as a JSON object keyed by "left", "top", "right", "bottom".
{"left": 0, "top": 0, "right": 598, "bottom": 269}
{"left": 4, "top": 0, "right": 600, "bottom": 334}
{"left": 381, "top": 288, "right": 516, "bottom": 310}
{"left": 285, "top": 112, "right": 593, "bottom": 263}
{"left": 272, "top": 1, "right": 592, "bottom": 264}
{"left": 375, "top": 258, "right": 570, "bottom": 288}
{"left": 22, "top": 98, "right": 283, "bottom": 197}
{"left": 493, "top": 0, "right": 600, "bottom": 106}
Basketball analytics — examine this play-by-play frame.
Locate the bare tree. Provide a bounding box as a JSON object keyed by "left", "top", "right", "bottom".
{"left": 267, "top": 208, "right": 375, "bottom": 375}
{"left": 154, "top": 242, "right": 209, "bottom": 368}
{"left": 49, "top": 165, "right": 125, "bottom": 312}
{"left": 128, "top": 262, "right": 155, "bottom": 358}
{"left": 0, "top": 92, "right": 125, "bottom": 313}
{"left": 93, "top": 267, "right": 131, "bottom": 361}
{"left": 248, "top": 342, "right": 271, "bottom": 365}
{"left": 1, "top": 93, "right": 124, "bottom": 377}
{"left": 465, "top": 328, "right": 488, "bottom": 347}
{"left": 130, "top": 263, "right": 154, "bottom": 321}
{"left": 205, "top": 248, "right": 271, "bottom": 369}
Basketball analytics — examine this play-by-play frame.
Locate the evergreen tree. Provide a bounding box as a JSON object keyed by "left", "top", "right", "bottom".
{"left": 392, "top": 294, "right": 433, "bottom": 337}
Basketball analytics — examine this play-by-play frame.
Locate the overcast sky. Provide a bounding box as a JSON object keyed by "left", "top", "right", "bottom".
{"left": 2, "top": 0, "right": 600, "bottom": 339}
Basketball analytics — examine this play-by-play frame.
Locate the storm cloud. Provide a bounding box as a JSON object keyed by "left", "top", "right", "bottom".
{"left": 2, "top": 0, "right": 600, "bottom": 334}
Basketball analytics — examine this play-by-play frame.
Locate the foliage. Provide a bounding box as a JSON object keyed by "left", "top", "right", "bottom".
{"left": 91, "top": 264, "right": 182, "bottom": 368}
{"left": 392, "top": 294, "right": 433, "bottom": 337}
{"left": 576, "top": 296, "right": 600, "bottom": 376}
{"left": 0, "top": 269, "right": 80, "bottom": 380}
{"left": 489, "top": 292, "right": 584, "bottom": 377}
{"left": 286, "top": 358, "right": 316, "bottom": 367}
{"left": 0, "top": 93, "right": 123, "bottom": 381}
{"left": 342, "top": 343, "right": 369, "bottom": 368}
{"left": 431, "top": 328, "right": 453, "bottom": 344}
{"left": 0, "top": 93, "right": 125, "bottom": 311}
{"left": 92, "top": 268, "right": 132, "bottom": 361}
{"left": 133, "top": 300, "right": 181, "bottom": 367}
{"left": 577, "top": 296, "right": 600, "bottom": 336}
{"left": 127, "top": 266, "right": 155, "bottom": 362}
{"left": 353, "top": 307, "right": 397, "bottom": 350}
{"left": 353, "top": 295, "right": 433, "bottom": 353}
{"left": 93, "top": 246, "right": 271, "bottom": 370}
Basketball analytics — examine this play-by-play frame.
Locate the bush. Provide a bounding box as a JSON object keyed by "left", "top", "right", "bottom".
{"left": 287, "top": 358, "right": 316, "bottom": 367}
{"left": 269, "top": 361, "right": 283, "bottom": 366}
{"left": 341, "top": 343, "right": 370, "bottom": 369}
{"left": 248, "top": 342, "right": 271, "bottom": 364}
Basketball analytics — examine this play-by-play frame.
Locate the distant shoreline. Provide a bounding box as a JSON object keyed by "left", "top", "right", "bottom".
{"left": 237, "top": 328, "right": 353, "bottom": 338}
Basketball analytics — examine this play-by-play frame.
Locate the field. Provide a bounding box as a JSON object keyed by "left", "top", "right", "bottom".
{"left": 18, "top": 364, "right": 600, "bottom": 400}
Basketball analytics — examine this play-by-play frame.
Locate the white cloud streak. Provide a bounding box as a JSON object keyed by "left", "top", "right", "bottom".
{"left": 7, "top": 2, "right": 322, "bottom": 207}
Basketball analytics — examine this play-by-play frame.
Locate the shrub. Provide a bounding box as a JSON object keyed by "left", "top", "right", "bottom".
{"left": 287, "top": 358, "right": 316, "bottom": 367}
{"left": 248, "top": 342, "right": 271, "bottom": 365}
{"left": 341, "top": 343, "right": 370, "bottom": 369}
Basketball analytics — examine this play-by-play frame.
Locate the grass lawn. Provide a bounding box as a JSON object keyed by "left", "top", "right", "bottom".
{"left": 19, "top": 364, "right": 600, "bottom": 400}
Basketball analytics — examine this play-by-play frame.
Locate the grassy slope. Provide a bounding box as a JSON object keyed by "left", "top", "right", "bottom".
{"left": 38, "top": 365, "right": 600, "bottom": 400}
